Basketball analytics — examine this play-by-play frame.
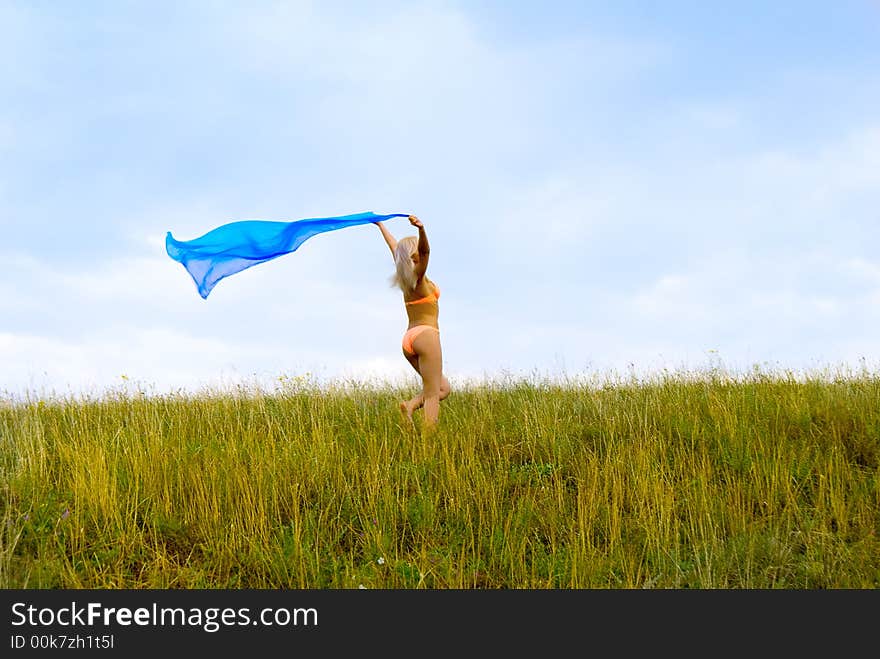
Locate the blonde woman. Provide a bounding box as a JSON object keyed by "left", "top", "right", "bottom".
{"left": 374, "top": 215, "right": 450, "bottom": 430}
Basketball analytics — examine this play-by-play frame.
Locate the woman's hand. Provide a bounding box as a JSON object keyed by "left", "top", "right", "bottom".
{"left": 408, "top": 215, "right": 424, "bottom": 229}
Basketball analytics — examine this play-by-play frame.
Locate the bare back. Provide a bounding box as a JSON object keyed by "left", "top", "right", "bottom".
{"left": 404, "top": 277, "right": 440, "bottom": 330}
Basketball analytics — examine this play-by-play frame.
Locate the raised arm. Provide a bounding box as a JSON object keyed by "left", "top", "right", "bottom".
{"left": 411, "top": 215, "right": 429, "bottom": 279}
{"left": 374, "top": 221, "right": 397, "bottom": 256}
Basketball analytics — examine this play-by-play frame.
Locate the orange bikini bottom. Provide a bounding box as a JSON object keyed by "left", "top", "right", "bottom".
{"left": 402, "top": 325, "right": 439, "bottom": 356}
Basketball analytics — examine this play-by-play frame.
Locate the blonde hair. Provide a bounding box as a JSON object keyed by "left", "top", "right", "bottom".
{"left": 390, "top": 235, "right": 419, "bottom": 292}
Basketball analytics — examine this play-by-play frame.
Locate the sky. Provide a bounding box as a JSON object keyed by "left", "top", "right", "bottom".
{"left": 2, "top": 0, "right": 879, "bottom": 399}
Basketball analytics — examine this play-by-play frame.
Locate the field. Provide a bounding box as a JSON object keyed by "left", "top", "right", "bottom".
{"left": 2, "top": 368, "right": 878, "bottom": 589}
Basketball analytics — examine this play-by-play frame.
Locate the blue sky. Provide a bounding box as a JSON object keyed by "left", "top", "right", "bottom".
{"left": 2, "top": 0, "right": 879, "bottom": 398}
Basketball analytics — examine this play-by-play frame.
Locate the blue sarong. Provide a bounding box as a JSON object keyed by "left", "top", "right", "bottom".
{"left": 166, "top": 211, "right": 409, "bottom": 299}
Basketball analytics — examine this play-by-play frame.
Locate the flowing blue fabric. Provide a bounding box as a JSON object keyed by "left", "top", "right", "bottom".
{"left": 166, "top": 211, "right": 409, "bottom": 299}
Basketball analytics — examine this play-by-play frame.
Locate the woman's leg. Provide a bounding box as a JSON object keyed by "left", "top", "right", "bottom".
{"left": 401, "top": 346, "right": 450, "bottom": 420}
{"left": 411, "top": 329, "right": 444, "bottom": 429}
{"left": 399, "top": 350, "right": 420, "bottom": 424}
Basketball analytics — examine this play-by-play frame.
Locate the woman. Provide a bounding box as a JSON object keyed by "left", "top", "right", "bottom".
{"left": 374, "top": 215, "right": 450, "bottom": 430}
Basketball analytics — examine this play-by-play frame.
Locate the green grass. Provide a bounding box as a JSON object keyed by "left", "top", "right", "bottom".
{"left": 1, "top": 367, "right": 878, "bottom": 588}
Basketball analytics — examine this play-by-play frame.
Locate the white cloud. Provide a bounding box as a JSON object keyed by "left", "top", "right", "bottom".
{"left": 845, "top": 257, "right": 880, "bottom": 287}
{"left": 487, "top": 174, "right": 610, "bottom": 257}
{"left": 0, "top": 236, "right": 420, "bottom": 397}
{"left": 3, "top": 4, "right": 879, "bottom": 396}
{"left": 6, "top": 112, "right": 880, "bottom": 397}
{"left": 632, "top": 274, "right": 697, "bottom": 318}
{"left": 0, "top": 327, "right": 233, "bottom": 399}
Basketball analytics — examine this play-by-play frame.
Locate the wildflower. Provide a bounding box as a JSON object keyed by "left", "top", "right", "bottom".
{"left": 377, "top": 557, "right": 385, "bottom": 565}
{"left": 60, "top": 508, "right": 70, "bottom": 520}
{"left": 358, "top": 584, "right": 367, "bottom": 589}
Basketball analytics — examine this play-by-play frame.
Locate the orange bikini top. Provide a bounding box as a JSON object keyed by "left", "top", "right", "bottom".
{"left": 405, "top": 282, "right": 440, "bottom": 306}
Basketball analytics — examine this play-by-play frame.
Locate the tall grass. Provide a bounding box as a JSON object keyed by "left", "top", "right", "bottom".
{"left": 1, "top": 367, "right": 878, "bottom": 588}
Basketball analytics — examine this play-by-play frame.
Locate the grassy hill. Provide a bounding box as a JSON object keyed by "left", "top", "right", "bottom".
{"left": 2, "top": 369, "right": 878, "bottom": 588}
